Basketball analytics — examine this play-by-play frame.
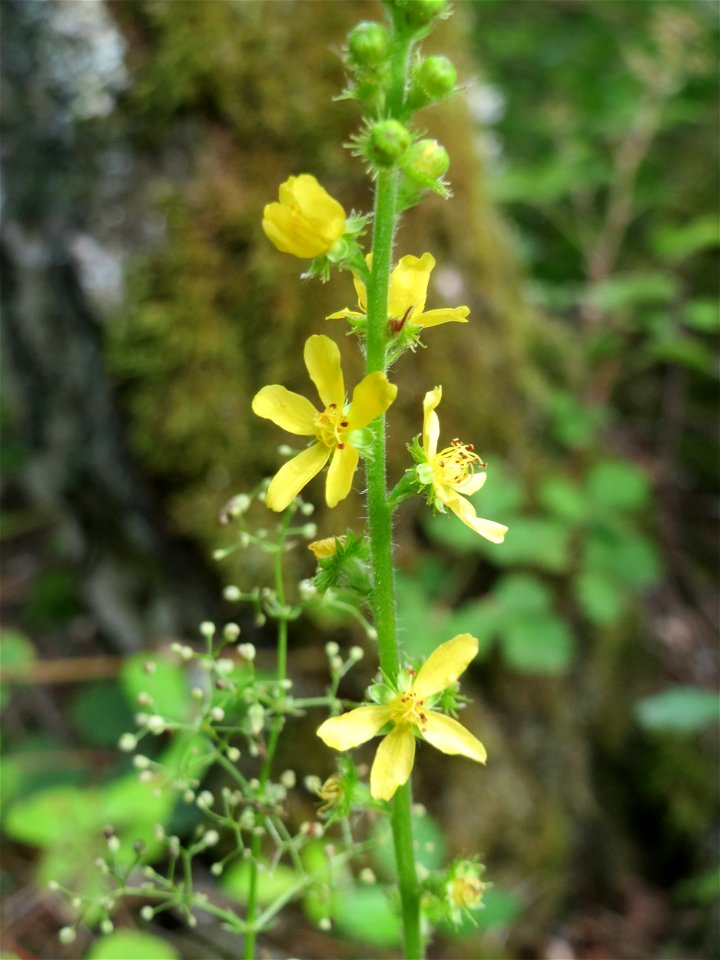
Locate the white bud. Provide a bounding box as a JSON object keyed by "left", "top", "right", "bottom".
{"left": 223, "top": 622, "right": 241, "bottom": 641}
{"left": 100, "top": 919, "right": 114, "bottom": 934}
{"left": 301, "top": 523, "right": 318, "bottom": 538}
{"left": 203, "top": 830, "right": 220, "bottom": 847}
{"left": 59, "top": 927, "right": 76, "bottom": 945}
{"left": 238, "top": 643, "right": 256, "bottom": 662}
{"left": 359, "top": 867, "right": 376, "bottom": 884}
{"left": 299, "top": 579, "right": 317, "bottom": 601}
{"left": 367, "top": 627, "right": 378, "bottom": 641}
{"left": 146, "top": 715, "right": 166, "bottom": 735}
{"left": 107, "top": 836, "right": 120, "bottom": 853}
{"left": 210, "top": 707, "right": 225, "bottom": 722}
{"left": 325, "top": 641, "right": 340, "bottom": 657}
{"left": 224, "top": 585, "right": 241, "bottom": 602}
{"left": 301, "top": 502, "right": 315, "bottom": 516}
{"left": 118, "top": 733, "right": 137, "bottom": 752}
{"left": 349, "top": 646, "right": 364, "bottom": 661}
{"left": 48, "top": 880, "right": 60, "bottom": 892}
{"left": 140, "top": 906, "right": 154, "bottom": 921}
{"left": 248, "top": 703, "right": 265, "bottom": 735}
{"left": 319, "top": 918, "right": 332, "bottom": 931}
{"left": 199, "top": 621, "right": 216, "bottom": 639}
{"left": 226, "top": 746, "right": 241, "bottom": 762}
{"left": 191, "top": 687, "right": 204, "bottom": 701}
{"left": 216, "top": 658, "right": 234, "bottom": 675}
{"left": 280, "top": 769, "right": 296, "bottom": 788}
{"left": 211, "top": 862, "right": 223, "bottom": 876}
{"left": 197, "top": 790, "right": 214, "bottom": 809}
{"left": 180, "top": 645, "right": 194, "bottom": 661}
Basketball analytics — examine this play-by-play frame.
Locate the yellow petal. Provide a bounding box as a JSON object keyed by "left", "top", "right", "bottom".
{"left": 346, "top": 372, "right": 398, "bottom": 430}
{"left": 453, "top": 471, "right": 487, "bottom": 496}
{"left": 317, "top": 705, "right": 391, "bottom": 751}
{"left": 370, "top": 724, "right": 416, "bottom": 801}
{"left": 352, "top": 265, "right": 369, "bottom": 313}
{"left": 304, "top": 335, "right": 345, "bottom": 409}
{"left": 308, "top": 535, "right": 345, "bottom": 559}
{"left": 414, "top": 306, "right": 470, "bottom": 328}
{"left": 422, "top": 386, "right": 442, "bottom": 459}
{"left": 422, "top": 712, "right": 487, "bottom": 763}
{"left": 252, "top": 385, "right": 318, "bottom": 435}
{"left": 325, "top": 443, "right": 359, "bottom": 508}
{"left": 263, "top": 175, "right": 346, "bottom": 258}
{"left": 388, "top": 253, "right": 434, "bottom": 320}
{"left": 446, "top": 493, "right": 508, "bottom": 544}
{"left": 266, "top": 443, "right": 330, "bottom": 512}
{"left": 325, "top": 308, "right": 364, "bottom": 321}
{"left": 413, "top": 633, "right": 479, "bottom": 698}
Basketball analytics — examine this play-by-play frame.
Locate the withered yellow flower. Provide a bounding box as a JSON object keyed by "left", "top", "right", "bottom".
{"left": 327, "top": 252, "right": 469, "bottom": 331}
{"left": 421, "top": 386, "right": 507, "bottom": 544}
{"left": 252, "top": 335, "right": 396, "bottom": 511}
{"left": 317, "top": 633, "right": 486, "bottom": 802}
{"left": 263, "top": 175, "right": 346, "bottom": 258}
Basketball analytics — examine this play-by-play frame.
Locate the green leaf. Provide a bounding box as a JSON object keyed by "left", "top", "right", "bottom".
{"left": 648, "top": 335, "right": 715, "bottom": 375}
{"left": 537, "top": 475, "right": 588, "bottom": 525}
{"left": 5, "top": 785, "right": 99, "bottom": 848}
{"left": 0, "top": 629, "right": 35, "bottom": 708}
{"left": 70, "top": 680, "right": 136, "bottom": 747}
{"left": 490, "top": 517, "right": 571, "bottom": 573}
{"left": 586, "top": 459, "right": 649, "bottom": 511}
{"left": 685, "top": 299, "right": 719, "bottom": 333}
{"left": 583, "top": 528, "right": 660, "bottom": 587}
{"left": 586, "top": 273, "right": 678, "bottom": 311}
{"left": 635, "top": 687, "right": 720, "bottom": 733}
{"left": 221, "top": 861, "right": 301, "bottom": 906}
{"left": 652, "top": 216, "right": 719, "bottom": 261}
{"left": 332, "top": 885, "right": 402, "bottom": 948}
{"left": 120, "top": 653, "right": 189, "bottom": 722}
{"left": 494, "top": 574, "right": 552, "bottom": 616}
{"left": 575, "top": 570, "right": 625, "bottom": 625}
{"left": 502, "top": 617, "right": 574, "bottom": 674}
{"left": 372, "top": 812, "right": 446, "bottom": 880}
{"left": 87, "top": 932, "right": 179, "bottom": 960}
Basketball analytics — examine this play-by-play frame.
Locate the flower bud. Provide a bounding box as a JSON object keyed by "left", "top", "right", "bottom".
{"left": 403, "top": 139, "right": 450, "bottom": 182}
{"left": 367, "top": 120, "right": 412, "bottom": 167}
{"left": 412, "top": 55, "right": 457, "bottom": 103}
{"left": 393, "top": 0, "right": 447, "bottom": 28}
{"left": 347, "top": 21, "right": 390, "bottom": 67}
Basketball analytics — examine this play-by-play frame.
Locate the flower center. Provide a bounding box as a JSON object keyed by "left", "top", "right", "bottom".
{"left": 389, "top": 690, "right": 429, "bottom": 733}
{"left": 431, "top": 438, "right": 485, "bottom": 487}
{"left": 314, "top": 403, "right": 349, "bottom": 449}
{"left": 450, "top": 876, "right": 484, "bottom": 910}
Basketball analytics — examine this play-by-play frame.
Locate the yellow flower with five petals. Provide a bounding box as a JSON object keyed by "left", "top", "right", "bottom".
{"left": 252, "top": 335, "right": 397, "bottom": 511}
{"left": 316, "top": 633, "right": 486, "bottom": 802}
{"left": 263, "top": 175, "right": 346, "bottom": 259}
{"left": 327, "top": 253, "right": 469, "bottom": 332}
{"left": 420, "top": 386, "right": 508, "bottom": 544}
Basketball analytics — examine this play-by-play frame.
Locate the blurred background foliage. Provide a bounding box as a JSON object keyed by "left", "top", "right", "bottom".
{"left": 1, "top": 1, "right": 718, "bottom": 958}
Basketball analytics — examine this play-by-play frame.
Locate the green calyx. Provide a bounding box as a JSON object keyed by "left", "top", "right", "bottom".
{"left": 347, "top": 21, "right": 391, "bottom": 67}
{"left": 367, "top": 119, "right": 412, "bottom": 167}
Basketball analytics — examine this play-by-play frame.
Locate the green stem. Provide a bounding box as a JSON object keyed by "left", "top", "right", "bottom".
{"left": 363, "top": 32, "right": 422, "bottom": 959}
{"left": 243, "top": 508, "right": 294, "bottom": 960}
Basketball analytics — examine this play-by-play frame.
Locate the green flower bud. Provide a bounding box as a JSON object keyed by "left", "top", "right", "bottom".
{"left": 403, "top": 139, "right": 450, "bottom": 181}
{"left": 412, "top": 55, "right": 457, "bottom": 102}
{"left": 368, "top": 120, "right": 412, "bottom": 167}
{"left": 392, "top": 0, "right": 447, "bottom": 29}
{"left": 347, "top": 21, "right": 390, "bottom": 67}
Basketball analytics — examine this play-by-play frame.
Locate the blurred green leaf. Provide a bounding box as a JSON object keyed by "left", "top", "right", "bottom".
{"left": 0, "top": 629, "right": 35, "bottom": 707}
{"left": 583, "top": 527, "right": 661, "bottom": 587}
{"left": 221, "top": 861, "right": 301, "bottom": 906}
{"left": 675, "top": 865, "right": 720, "bottom": 905}
{"left": 502, "top": 617, "right": 574, "bottom": 674}
{"left": 647, "top": 335, "right": 715, "bottom": 374}
{"left": 586, "top": 460, "right": 650, "bottom": 511}
{"left": 70, "top": 680, "right": 136, "bottom": 747}
{"left": 549, "top": 391, "right": 606, "bottom": 449}
{"left": 372, "top": 812, "right": 446, "bottom": 880}
{"left": 652, "top": 216, "right": 719, "bottom": 261}
{"left": 449, "top": 885, "right": 522, "bottom": 935}
{"left": 586, "top": 273, "right": 678, "bottom": 311}
{"left": 20, "top": 569, "right": 83, "bottom": 629}
{"left": 332, "top": 885, "right": 401, "bottom": 948}
{"left": 635, "top": 687, "right": 720, "bottom": 733}
{"left": 491, "top": 517, "right": 571, "bottom": 573}
{"left": 685, "top": 298, "right": 719, "bottom": 333}
{"left": 5, "top": 785, "right": 97, "bottom": 849}
{"left": 87, "top": 931, "right": 179, "bottom": 960}
{"left": 494, "top": 574, "right": 552, "bottom": 615}
{"left": 575, "top": 570, "right": 625, "bottom": 625}
{"left": 537, "top": 474, "right": 588, "bottom": 524}
{"left": 121, "top": 653, "right": 189, "bottom": 723}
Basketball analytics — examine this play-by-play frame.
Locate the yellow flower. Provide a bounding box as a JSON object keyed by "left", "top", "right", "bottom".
{"left": 316, "top": 634, "right": 486, "bottom": 802}
{"left": 252, "top": 335, "right": 397, "bottom": 511}
{"left": 308, "top": 535, "right": 346, "bottom": 559}
{"left": 263, "top": 175, "right": 346, "bottom": 258}
{"left": 421, "top": 386, "right": 508, "bottom": 544}
{"left": 327, "top": 252, "right": 469, "bottom": 331}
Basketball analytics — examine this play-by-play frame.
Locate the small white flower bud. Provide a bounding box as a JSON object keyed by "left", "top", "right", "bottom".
{"left": 146, "top": 715, "right": 166, "bottom": 735}
{"left": 367, "top": 626, "right": 378, "bottom": 641}
{"left": 216, "top": 658, "right": 234, "bottom": 675}
{"left": 304, "top": 775, "right": 321, "bottom": 793}
{"left": 226, "top": 746, "right": 241, "bottom": 762}
{"left": 223, "top": 622, "right": 241, "bottom": 641}
{"left": 137, "top": 691, "right": 153, "bottom": 707}
{"left": 349, "top": 646, "right": 364, "bottom": 661}
{"left": 59, "top": 927, "right": 76, "bottom": 944}
{"left": 301, "top": 523, "right": 318, "bottom": 538}
{"left": 107, "top": 836, "right": 120, "bottom": 853}
{"left": 301, "top": 502, "right": 315, "bottom": 516}
{"left": 139, "top": 770, "right": 153, "bottom": 783}
{"left": 359, "top": 867, "right": 376, "bottom": 884}
{"left": 197, "top": 790, "right": 214, "bottom": 809}
{"left": 248, "top": 703, "right": 265, "bottom": 734}
{"left": 48, "top": 880, "right": 60, "bottom": 892}
{"left": 171, "top": 642, "right": 183, "bottom": 654}
{"left": 278, "top": 444, "right": 294, "bottom": 456}
{"left": 100, "top": 919, "right": 114, "bottom": 934}
{"left": 224, "top": 585, "right": 241, "bottom": 602}
{"left": 191, "top": 687, "right": 204, "bottom": 701}
{"left": 330, "top": 656, "right": 343, "bottom": 672}
{"left": 187, "top": 914, "right": 198, "bottom": 928}
{"left": 319, "top": 918, "right": 332, "bottom": 931}
{"left": 199, "top": 621, "right": 216, "bottom": 639}
{"left": 325, "top": 641, "right": 340, "bottom": 657}
{"left": 238, "top": 643, "right": 256, "bottom": 662}
{"left": 140, "top": 905, "right": 154, "bottom": 921}
{"left": 280, "top": 769, "right": 296, "bottom": 788}
{"left": 118, "top": 733, "right": 137, "bottom": 752}
{"left": 204, "top": 830, "right": 220, "bottom": 847}
{"left": 299, "top": 579, "right": 317, "bottom": 601}
{"left": 184, "top": 789, "right": 196, "bottom": 804}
